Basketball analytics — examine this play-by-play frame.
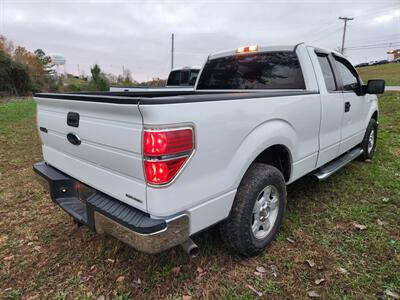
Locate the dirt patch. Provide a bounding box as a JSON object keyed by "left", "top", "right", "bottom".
{"left": 0, "top": 96, "right": 33, "bottom": 104}
{"left": 390, "top": 147, "right": 400, "bottom": 158}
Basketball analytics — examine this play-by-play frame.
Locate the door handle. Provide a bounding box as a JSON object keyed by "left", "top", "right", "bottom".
{"left": 344, "top": 102, "right": 351, "bottom": 112}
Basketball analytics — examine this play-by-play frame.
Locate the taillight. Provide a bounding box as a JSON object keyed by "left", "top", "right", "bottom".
{"left": 144, "top": 157, "right": 187, "bottom": 185}
{"left": 144, "top": 129, "right": 193, "bottom": 156}
{"left": 143, "top": 127, "right": 194, "bottom": 185}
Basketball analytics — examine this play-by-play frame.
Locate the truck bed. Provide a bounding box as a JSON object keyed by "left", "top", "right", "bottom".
{"left": 35, "top": 90, "right": 316, "bottom": 105}
{"left": 109, "top": 86, "right": 195, "bottom": 92}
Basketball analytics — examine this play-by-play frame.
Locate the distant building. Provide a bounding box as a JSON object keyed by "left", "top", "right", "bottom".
{"left": 387, "top": 49, "right": 400, "bottom": 60}
{"left": 49, "top": 53, "right": 67, "bottom": 76}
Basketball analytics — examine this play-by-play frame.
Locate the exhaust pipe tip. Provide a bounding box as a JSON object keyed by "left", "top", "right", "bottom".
{"left": 189, "top": 246, "right": 200, "bottom": 258}
{"left": 181, "top": 239, "right": 200, "bottom": 258}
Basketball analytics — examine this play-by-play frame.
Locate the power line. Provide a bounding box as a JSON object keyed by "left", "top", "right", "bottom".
{"left": 347, "top": 45, "right": 400, "bottom": 51}
{"left": 346, "top": 41, "right": 400, "bottom": 49}
{"left": 346, "top": 42, "right": 400, "bottom": 51}
{"left": 347, "top": 6, "right": 400, "bottom": 27}
{"left": 303, "top": 19, "right": 341, "bottom": 40}
{"left": 339, "top": 16, "right": 354, "bottom": 54}
{"left": 308, "top": 3, "right": 399, "bottom": 47}
{"left": 346, "top": 33, "right": 400, "bottom": 45}
{"left": 309, "top": 27, "right": 343, "bottom": 44}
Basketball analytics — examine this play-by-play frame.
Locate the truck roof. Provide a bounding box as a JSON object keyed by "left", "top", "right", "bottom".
{"left": 171, "top": 66, "right": 202, "bottom": 71}
{"left": 207, "top": 43, "right": 344, "bottom": 60}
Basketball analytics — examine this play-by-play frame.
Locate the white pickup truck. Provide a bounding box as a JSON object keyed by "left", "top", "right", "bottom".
{"left": 109, "top": 66, "right": 201, "bottom": 92}
{"left": 33, "top": 43, "right": 385, "bottom": 257}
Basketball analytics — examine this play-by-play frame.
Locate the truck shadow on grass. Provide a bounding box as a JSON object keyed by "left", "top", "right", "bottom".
{"left": 72, "top": 171, "right": 334, "bottom": 266}
{"left": 107, "top": 174, "right": 324, "bottom": 258}
{"left": 54, "top": 172, "right": 341, "bottom": 296}
{"left": 191, "top": 174, "right": 321, "bottom": 254}
{"left": 70, "top": 171, "right": 337, "bottom": 262}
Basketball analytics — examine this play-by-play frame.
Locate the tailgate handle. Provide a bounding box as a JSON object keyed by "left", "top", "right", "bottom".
{"left": 67, "top": 133, "right": 81, "bottom": 146}
{"left": 67, "top": 112, "right": 80, "bottom": 127}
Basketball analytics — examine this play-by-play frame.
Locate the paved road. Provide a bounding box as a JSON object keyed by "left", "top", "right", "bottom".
{"left": 386, "top": 86, "right": 400, "bottom": 91}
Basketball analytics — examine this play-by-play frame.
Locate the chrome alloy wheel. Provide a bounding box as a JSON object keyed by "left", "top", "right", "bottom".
{"left": 368, "top": 129, "right": 375, "bottom": 154}
{"left": 251, "top": 185, "right": 280, "bottom": 240}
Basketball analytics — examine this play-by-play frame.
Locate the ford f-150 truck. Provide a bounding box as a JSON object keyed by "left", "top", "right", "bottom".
{"left": 109, "top": 66, "right": 201, "bottom": 92}
{"left": 33, "top": 43, "right": 385, "bottom": 257}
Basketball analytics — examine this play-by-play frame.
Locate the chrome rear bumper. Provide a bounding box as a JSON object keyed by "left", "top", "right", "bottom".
{"left": 94, "top": 212, "right": 189, "bottom": 253}
{"left": 33, "top": 161, "right": 189, "bottom": 254}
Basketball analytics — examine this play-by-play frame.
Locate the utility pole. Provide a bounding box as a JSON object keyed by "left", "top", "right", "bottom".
{"left": 171, "top": 33, "right": 174, "bottom": 70}
{"left": 339, "top": 17, "right": 354, "bottom": 55}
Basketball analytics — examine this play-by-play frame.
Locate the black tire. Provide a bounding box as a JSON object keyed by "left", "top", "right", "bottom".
{"left": 358, "top": 118, "right": 378, "bottom": 161}
{"left": 220, "top": 163, "right": 287, "bottom": 256}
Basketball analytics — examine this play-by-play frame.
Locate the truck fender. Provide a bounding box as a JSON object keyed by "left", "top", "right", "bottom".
{"left": 228, "top": 119, "right": 296, "bottom": 189}
{"left": 366, "top": 96, "right": 379, "bottom": 127}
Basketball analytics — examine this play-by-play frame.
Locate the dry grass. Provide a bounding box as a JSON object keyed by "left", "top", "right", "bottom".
{"left": 0, "top": 93, "right": 399, "bottom": 300}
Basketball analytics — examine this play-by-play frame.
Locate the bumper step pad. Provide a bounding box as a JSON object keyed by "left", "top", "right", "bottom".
{"left": 87, "top": 193, "right": 165, "bottom": 234}
{"left": 33, "top": 162, "right": 166, "bottom": 234}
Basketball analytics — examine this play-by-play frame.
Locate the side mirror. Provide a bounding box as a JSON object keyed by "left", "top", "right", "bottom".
{"left": 364, "top": 79, "right": 385, "bottom": 94}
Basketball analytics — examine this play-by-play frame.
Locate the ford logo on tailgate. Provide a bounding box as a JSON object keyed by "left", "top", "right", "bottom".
{"left": 67, "top": 133, "right": 81, "bottom": 145}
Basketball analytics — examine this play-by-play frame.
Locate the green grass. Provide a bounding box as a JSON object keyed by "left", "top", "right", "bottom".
{"left": 357, "top": 63, "right": 400, "bottom": 85}
{"left": 0, "top": 93, "right": 399, "bottom": 299}
{"left": 0, "top": 101, "right": 36, "bottom": 133}
{"left": 64, "top": 77, "right": 90, "bottom": 88}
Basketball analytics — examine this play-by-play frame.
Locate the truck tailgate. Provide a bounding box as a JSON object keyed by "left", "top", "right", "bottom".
{"left": 35, "top": 96, "right": 146, "bottom": 211}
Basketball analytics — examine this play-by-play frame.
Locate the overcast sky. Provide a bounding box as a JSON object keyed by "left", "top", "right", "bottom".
{"left": 1, "top": 0, "right": 399, "bottom": 81}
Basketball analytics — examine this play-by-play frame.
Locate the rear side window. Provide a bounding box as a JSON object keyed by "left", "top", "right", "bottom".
{"left": 197, "top": 51, "right": 306, "bottom": 90}
{"left": 167, "top": 71, "right": 181, "bottom": 86}
{"left": 316, "top": 54, "right": 337, "bottom": 92}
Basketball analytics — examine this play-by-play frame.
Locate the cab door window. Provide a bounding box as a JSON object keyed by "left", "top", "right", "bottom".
{"left": 334, "top": 57, "right": 360, "bottom": 92}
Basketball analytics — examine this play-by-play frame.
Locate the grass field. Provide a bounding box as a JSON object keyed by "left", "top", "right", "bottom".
{"left": 0, "top": 93, "right": 399, "bottom": 299}
{"left": 357, "top": 63, "right": 400, "bottom": 86}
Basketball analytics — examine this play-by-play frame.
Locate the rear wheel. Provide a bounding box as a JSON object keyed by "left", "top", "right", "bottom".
{"left": 358, "top": 118, "right": 378, "bottom": 161}
{"left": 220, "top": 163, "right": 286, "bottom": 256}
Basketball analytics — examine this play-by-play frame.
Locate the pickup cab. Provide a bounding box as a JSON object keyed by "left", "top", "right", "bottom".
{"left": 33, "top": 43, "right": 385, "bottom": 257}
{"left": 166, "top": 66, "right": 201, "bottom": 87}
{"left": 109, "top": 66, "right": 201, "bottom": 92}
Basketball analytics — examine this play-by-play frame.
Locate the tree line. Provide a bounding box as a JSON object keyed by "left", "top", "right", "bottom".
{"left": 0, "top": 35, "right": 60, "bottom": 95}
{"left": 0, "top": 35, "right": 166, "bottom": 96}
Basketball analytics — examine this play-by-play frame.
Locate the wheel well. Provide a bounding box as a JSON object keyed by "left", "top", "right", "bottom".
{"left": 371, "top": 111, "right": 378, "bottom": 121}
{"left": 254, "top": 145, "right": 291, "bottom": 182}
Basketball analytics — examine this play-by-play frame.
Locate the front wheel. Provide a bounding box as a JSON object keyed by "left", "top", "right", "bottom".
{"left": 220, "top": 163, "right": 287, "bottom": 256}
{"left": 358, "top": 118, "right": 378, "bottom": 161}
